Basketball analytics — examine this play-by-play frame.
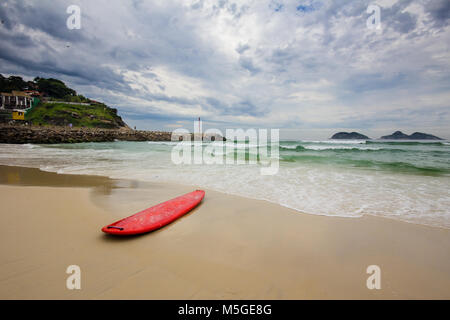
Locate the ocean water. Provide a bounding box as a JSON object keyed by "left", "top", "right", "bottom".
{"left": 0, "top": 139, "right": 449, "bottom": 228}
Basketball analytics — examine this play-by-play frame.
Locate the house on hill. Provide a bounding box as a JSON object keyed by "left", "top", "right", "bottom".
{"left": 1, "top": 91, "right": 35, "bottom": 110}
{"left": 23, "top": 90, "right": 42, "bottom": 98}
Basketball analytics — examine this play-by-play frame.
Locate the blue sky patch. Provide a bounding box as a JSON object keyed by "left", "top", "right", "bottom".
{"left": 296, "top": 4, "right": 316, "bottom": 13}
{"left": 269, "top": 1, "right": 284, "bottom": 12}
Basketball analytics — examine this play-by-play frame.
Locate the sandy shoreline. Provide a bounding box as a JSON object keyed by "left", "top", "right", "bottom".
{"left": 0, "top": 165, "right": 449, "bottom": 299}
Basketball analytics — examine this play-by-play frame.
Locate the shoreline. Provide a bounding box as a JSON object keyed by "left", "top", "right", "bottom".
{"left": 0, "top": 164, "right": 449, "bottom": 299}
{"left": 2, "top": 162, "right": 448, "bottom": 231}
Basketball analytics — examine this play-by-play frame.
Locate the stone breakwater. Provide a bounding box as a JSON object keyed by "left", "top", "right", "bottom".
{"left": 0, "top": 125, "right": 173, "bottom": 144}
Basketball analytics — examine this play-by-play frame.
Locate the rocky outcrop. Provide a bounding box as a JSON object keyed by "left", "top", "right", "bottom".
{"left": 330, "top": 132, "right": 370, "bottom": 140}
{"left": 409, "top": 132, "right": 442, "bottom": 140}
{"left": 0, "top": 125, "right": 226, "bottom": 144}
{"left": 381, "top": 131, "right": 443, "bottom": 140}
{"left": 0, "top": 125, "right": 173, "bottom": 144}
{"left": 380, "top": 131, "right": 409, "bottom": 140}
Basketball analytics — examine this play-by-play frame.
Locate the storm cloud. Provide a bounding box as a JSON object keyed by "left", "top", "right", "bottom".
{"left": 0, "top": 0, "right": 449, "bottom": 138}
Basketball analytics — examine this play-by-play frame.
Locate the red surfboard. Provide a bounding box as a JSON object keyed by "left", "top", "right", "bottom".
{"left": 102, "top": 190, "right": 205, "bottom": 236}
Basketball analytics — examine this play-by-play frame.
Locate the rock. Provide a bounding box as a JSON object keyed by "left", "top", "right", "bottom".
{"left": 408, "top": 132, "right": 443, "bottom": 140}
{"left": 71, "top": 112, "right": 80, "bottom": 119}
{"left": 330, "top": 132, "right": 370, "bottom": 140}
{"left": 380, "top": 131, "right": 443, "bottom": 140}
{"left": 380, "top": 131, "right": 410, "bottom": 139}
{"left": 0, "top": 125, "right": 173, "bottom": 144}
{"left": 0, "top": 124, "right": 226, "bottom": 144}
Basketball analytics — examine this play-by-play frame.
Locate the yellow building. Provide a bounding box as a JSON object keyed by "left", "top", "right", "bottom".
{"left": 12, "top": 110, "right": 25, "bottom": 120}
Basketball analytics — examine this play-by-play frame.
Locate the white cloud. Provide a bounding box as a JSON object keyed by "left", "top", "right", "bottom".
{"left": 0, "top": 0, "right": 449, "bottom": 137}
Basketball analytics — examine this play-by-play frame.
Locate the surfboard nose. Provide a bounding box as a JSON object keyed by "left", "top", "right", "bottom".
{"left": 107, "top": 226, "right": 124, "bottom": 230}
{"left": 102, "top": 225, "right": 124, "bottom": 234}
{"left": 196, "top": 190, "right": 205, "bottom": 197}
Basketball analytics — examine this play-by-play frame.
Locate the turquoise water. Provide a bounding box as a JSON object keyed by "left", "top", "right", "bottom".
{"left": 1, "top": 139, "right": 449, "bottom": 228}
{"left": 279, "top": 140, "right": 450, "bottom": 176}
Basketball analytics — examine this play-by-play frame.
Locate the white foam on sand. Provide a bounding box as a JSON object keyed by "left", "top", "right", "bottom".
{"left": 1, "top": 142, "right": 449, "bottom": 229}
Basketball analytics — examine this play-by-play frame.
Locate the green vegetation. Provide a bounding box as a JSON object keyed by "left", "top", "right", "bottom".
{"left": 0, "top": 74, "right": 34, "bottom": 92}
{"left": 0, "top": 74, "right": 126, "bottom": 129}
{"left": 1, "top": 74, "right": 128, "bottom": 129}
{"left": 26, "top": 102, "right": 126, "bottom": 129}
{"left": 1, "top": 74, "right": 86, "bottom": 102}
{"left": 60, "top": 94, "right": 89, "bottom": 103}
{"left": 34, "top": 77, "right": 76, "bottom": 99}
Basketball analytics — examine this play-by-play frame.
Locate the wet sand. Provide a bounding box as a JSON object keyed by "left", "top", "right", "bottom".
{"left": 0, "top": 165, "right": 449, "bottom": 299}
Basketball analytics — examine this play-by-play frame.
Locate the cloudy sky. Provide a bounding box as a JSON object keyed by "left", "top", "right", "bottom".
{"left": 1, "top": 0, "right": 449, "bottom": 139}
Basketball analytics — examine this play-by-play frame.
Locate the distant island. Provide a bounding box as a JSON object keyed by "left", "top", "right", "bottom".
{"left": 380, "top": 131, "right": 443, "bottom": 140}
{"left": 330, "top": 132, "right": 370, "bottom": 140}
{"left": 330, "top": 130, "right": 444, "bottom": 140}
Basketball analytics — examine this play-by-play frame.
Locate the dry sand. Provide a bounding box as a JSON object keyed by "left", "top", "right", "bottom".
{"left": 0, "top": 165, "right": 449, "bottom": 299}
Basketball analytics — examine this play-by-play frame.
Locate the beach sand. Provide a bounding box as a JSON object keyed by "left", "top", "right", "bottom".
{"left": 0, "top": 165, "right": 449, "bottom": 299}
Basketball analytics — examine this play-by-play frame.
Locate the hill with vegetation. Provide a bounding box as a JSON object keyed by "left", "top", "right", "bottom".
{"left": 1, "top": 74, "right": 128, "bottom": 129}
{"left": 1, "top": 74, "right": 86, "bottom": 101}
{"left": 26, "top": 102, "right": 127, "bottom": 129}
{"left": 0, "top": 74, "right": 36, "bottom": 92}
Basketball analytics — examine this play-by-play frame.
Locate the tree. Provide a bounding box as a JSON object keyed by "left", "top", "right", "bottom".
{"left": 34, "top": 77, "right": 77, "bottom": 98}
{"left": 0, "top": 74, "right": 28, "bottom": 92}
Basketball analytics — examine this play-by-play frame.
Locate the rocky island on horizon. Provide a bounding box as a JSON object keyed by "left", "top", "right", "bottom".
{"left": 380, "top": 131, "right": 443, "bottom": 140}
{"left": 330, "top": 132, "right": 370, "bottom": 140}
{"left": 330, "top": 130, "right": 444, "bottom": 140}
